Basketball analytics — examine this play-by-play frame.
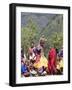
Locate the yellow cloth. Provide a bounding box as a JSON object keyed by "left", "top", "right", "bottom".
{"left": 59, "top": 59, "right": 63, "bottom": 68}
{"left": 34, "top": 56, "right": 48, "bottom": 68}
{"left": 56, "top": 59, "right": 63, "bottom": 70}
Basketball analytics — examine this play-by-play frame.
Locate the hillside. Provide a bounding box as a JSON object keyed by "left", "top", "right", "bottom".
{"left": 21, "top": 12, "right": 63, "bottom": 56}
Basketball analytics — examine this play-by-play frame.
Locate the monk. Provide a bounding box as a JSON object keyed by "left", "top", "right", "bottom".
{"left": 48, "top": 48, "right": 57, "bottom": 74}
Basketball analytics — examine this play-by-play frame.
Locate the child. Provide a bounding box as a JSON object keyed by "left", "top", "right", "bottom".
{"left": 21, "top": 61, "right": 30, "bottom": 77}
{"left": 57, "top": 47, "right": 63, "bottom": 74}
{"left": 56, "top": 58, "right": 63, "bottom": 75}
{"left": 28, "top": 62, "right": 37, "bottom": 76}
{"left": 38, "top": 67, "right": 47, "bottom": 76}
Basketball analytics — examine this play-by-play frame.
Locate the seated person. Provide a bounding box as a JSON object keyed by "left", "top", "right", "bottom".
{"left": 28, "top": 42, "right": 36, "bottom": 63}
{"left": 56, "top": 56, "right": 63, "bottom": 75}
{"left": 21, "top": 61, "right": 30, "bottom": 77}
{"left": 56, "top": 48, "right": 63, "bottom": 74}
{"left": 34, "top": 47, "right": 48, "bottom": 69}
{"left": 29, "top": 52, "right": 36, "bottom": 63}
{"left": 29, "top": 62, "right": 37, "bottom": 76}
{"left": 37, "top": 66, "right": 47, "bottom": 76}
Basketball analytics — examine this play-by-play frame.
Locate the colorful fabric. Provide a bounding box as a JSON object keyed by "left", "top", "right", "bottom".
{"left": 59, "top": 59, "right": 63, "bottom": 68}
{"left": 48, "top": 48, "right": 57, "bottom": 74}
{"left": 34, "top": 56, "right": 48, "bottom": 68}
{"left": 56, "top": 59, "right": 63, "bottom": 70}
{"left": 21, "top": 64, "right": 28, "bottom": 74}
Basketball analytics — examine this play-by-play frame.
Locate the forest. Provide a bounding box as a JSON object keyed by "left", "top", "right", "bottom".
{"left": 21, "top": 13, "right": 63, "bottom": 58}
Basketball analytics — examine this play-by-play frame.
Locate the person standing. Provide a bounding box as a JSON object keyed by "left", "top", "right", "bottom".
{"left": 48, "top": 48, "right": 57, "bottom": 74}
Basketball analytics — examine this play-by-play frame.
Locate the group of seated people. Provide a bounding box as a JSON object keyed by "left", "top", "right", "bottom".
{"left": 21, "top": 46, "right": 63, "bottom": 77}
{"left": 21, "top": 36, "right": 63, "bottom": 77}
{"left": 21, "top": 46, "right": 48, "bottom": 77}
{"left": 21, "top": 59, "right": 48, "bottom": 77}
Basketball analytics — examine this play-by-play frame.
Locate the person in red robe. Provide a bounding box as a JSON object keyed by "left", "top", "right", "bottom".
{"left": 48, "top": 48, "right": 57, "bottom": 74}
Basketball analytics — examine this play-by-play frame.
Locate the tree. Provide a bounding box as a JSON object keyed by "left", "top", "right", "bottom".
{"left": 49, "top": 32, "right": 63, "bottom": 49}
{"left": 21, "top": 18, "right": 39, "bottom": 54}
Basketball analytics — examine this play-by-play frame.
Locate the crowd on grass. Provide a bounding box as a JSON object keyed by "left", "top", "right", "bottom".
{"left": 21, "top": 35, "right": 63, "bottom": 77}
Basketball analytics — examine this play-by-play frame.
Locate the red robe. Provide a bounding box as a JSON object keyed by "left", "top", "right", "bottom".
{"left": 48, "top": 48, "right": 57, "bottom": 74}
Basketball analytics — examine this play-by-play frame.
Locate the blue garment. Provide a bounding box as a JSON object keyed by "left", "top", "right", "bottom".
{"left": 21, "top": 64, "right": 28, "bottom": 74}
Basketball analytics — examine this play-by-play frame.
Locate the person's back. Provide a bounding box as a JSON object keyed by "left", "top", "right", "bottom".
{"left": 48, "top": 48, "right": 57, "bottom": 74}
{"left": 48, "top": 48, "right": 56, "bottom": 60}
